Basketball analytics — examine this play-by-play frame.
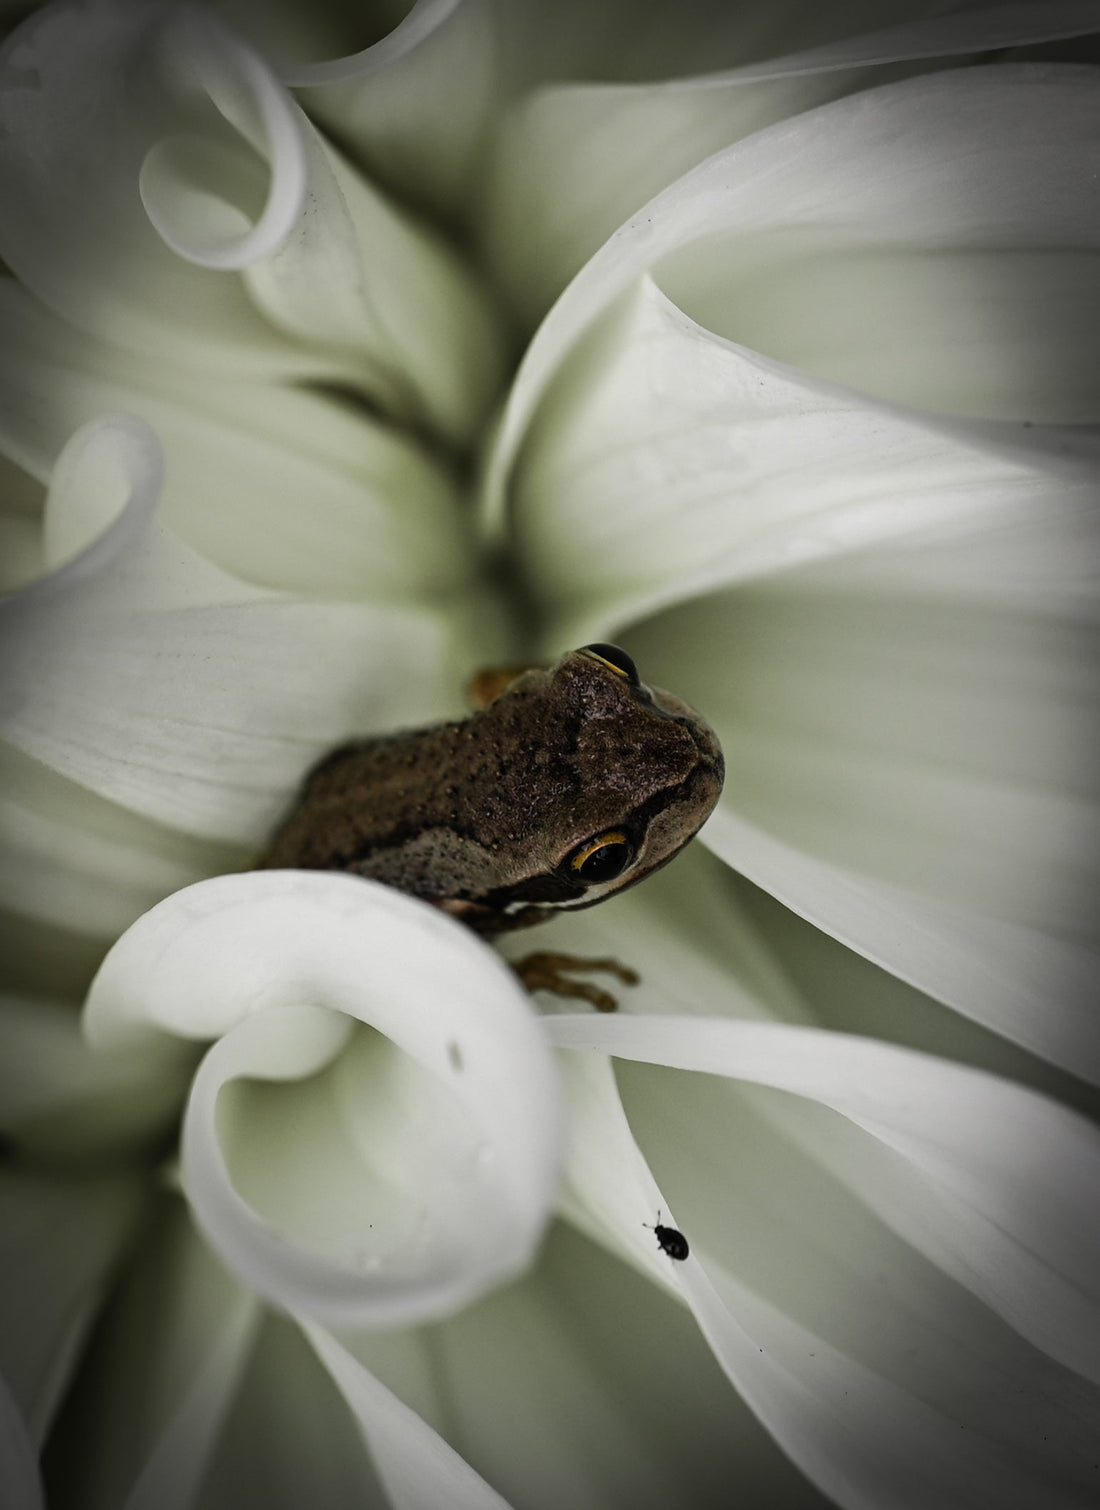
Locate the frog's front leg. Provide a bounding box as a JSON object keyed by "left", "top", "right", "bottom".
{"left": 510, "top": 951, "right": 639, "bottom": 1013}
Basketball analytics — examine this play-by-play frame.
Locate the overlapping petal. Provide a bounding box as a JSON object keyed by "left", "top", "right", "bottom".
{"left": 0, "top": 414, "right": 462, "bottom": 844}
{"left": 84, "top": 872, "right": 563, "bottom": 1327}
{"left": 0, "top": 280, "right": 478, "bottom": 602}
{"left": 482, "top": 1, "right": 1100, "bottom": 319}
{"left": 486, "top": 64, "right": 1100, "bottom": 529}
{"left": 546, "top": 1017, "right": 1100, "bottom": 1506}
{"left": 483, "top": 68, "right": 1100, "bottom": 1071}
{"left": 0, "top": 0, "right": 306, "bottom": 370}
{"left": 0, "top": 1167, "right": 147, "bottom": 1447}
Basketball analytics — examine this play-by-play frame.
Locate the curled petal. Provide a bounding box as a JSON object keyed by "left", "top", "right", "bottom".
{"left": 281, "top": 0, "right": 464, "bottom": 85}
{"left": 0, "top": 1, "right": 307, "bottom": 368}
{"left": 485, "top": 65, "right": 1100, "bottom": 530}
{"left": 0, "top": 415, "right": 459, "bottom": 844}
{"left": 84, "top": 873, "right": 563, "bottom": 1327}
{"left": 0, "top": 280, "right": 478, "bottom": 602}
{"left": 281, "top": 0, "right": 498, "bottom": 217}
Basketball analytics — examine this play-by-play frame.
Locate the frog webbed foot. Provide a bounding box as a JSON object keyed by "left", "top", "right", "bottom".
{"left": 511, "top": 951, "right": 639, "bottom": 1013}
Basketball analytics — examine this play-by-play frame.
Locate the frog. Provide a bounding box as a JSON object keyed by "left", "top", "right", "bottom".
{"left": 258, "top": 643, "right": 724, "bottom": 1010}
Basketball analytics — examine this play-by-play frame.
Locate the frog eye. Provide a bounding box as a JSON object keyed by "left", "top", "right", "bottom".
{"left": 581, "top": 643, "right": 639, "bottom": 684}
{"left": 568, "top": 830, "right": 635, "bottom": 884}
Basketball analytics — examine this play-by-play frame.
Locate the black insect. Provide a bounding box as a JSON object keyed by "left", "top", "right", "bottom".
{"left": 645, "top": 1213, "right": 689, "bottom": 1261}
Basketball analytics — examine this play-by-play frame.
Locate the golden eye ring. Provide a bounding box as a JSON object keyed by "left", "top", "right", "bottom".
{"left": 568, "top": 831, "right": 634, "bottom": 884}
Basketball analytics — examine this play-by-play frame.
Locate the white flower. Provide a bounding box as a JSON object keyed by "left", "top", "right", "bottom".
{"left": 1, "top": 2, "right": 1099, "bottom": 1507}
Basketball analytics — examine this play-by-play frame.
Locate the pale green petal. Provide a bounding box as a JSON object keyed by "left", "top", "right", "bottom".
{"left": 0, "top": 2, "right": 308, "bottom": 374}
{"left": 85, "top": 873, "right": 563, "bottom": 1328}
{"left": 0, "top": 1369, "right": 43, "bottom": 1510}
{"left": 547, "top": 1015, "right": 1100, "bottom": 1383}
{"left": 303, "top": 1322, "right": 514, "bottom": 1510}
{"left": 243, "top": 120, "right": 508, "bottom": 445}
{"left": 0, "top": 742, "right": 240, "bottom": 941}
{"left": 547, "top": 1022, "right": 1100, "bottom": 1507}
{"left": 283, "top": 0, "right": 499, "bottom": 217}
{"left": 197, "top": 1312, "right": 387, "bottom": 1510}
{"left": 0, "top": 416, "right": 461, "bottom": 844}
{"left": 0, "top": 281, "right": 477, "bottom": 602}
{"left": 340, "top": 1220, "right": 824, "bottom": 1510}
{"left": 0, "top": 1166, "right": 146, "bottom": 1445}
{"left": 43, "top": 1195, "right": 260, "bottom": 1510}
{"left": 0, "top": 992, "right": 192, "bottom": 1159}
{"left": 485, "top": 66, "right": 1100, "bottom": 531}
{"left": 484, "top": 1, "right": 1100, "bottom": 318}
{"left": 512, "top": 276, "right": 1098, "bottom": 642}
{"left": 497, "top": 840, "right": 814, "bottom": 1027}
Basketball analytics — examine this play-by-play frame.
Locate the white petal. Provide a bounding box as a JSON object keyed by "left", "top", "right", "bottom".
{"left": 0, "top": 280, "right": 478, "bottom": 602}
{"left": 547, "top": 1025, "right": 1100, "bottom": 1508}
{"left": 84, "top": 872, "right": 563, "bottom": 1328}
{"left": 338, "top": 1218, "right": 821, "bottom": 1509}
{"left": 546, "top": 1014, "right": 1100, "bottom": 1382}
{"left": 0, "top": 1166, "right": 145, "bottom": 1444}
{"left": 0, "top": 2, "right": 307, "bottom": 372}
{"left": 0, "top": 992, "right": 191, "bottom": 1158}
{"left": 0, "top": 740, "right": 239, "bottom": 941}
{"left": 620, "top": 564, "right": 1099, "bottom": 1077}
{"left": 484, "top": 1, "right": 1100, "bottom": 318}
{"left": 512, "top": 276, "right": 1099, "bottom": 641}
{"left": 196, "top": 1311, "right": 388, "bottom": 1510}
{"left": 0, "top": 415, "right": 460, "bottom": 844}
{"left": 703, "top": 804, "right": 1100, "bottom": 1082}
{"left": 242, "top": 120, "right": 508, "bottom": 444}
{"left": 302, "top": 1322, "right": 514, "bottom": 1510}
{"left": 0, "top": 1368, "right": 43, "bottom": 1510}
{"left": 484, "top": 66, "right": 1100, "bottom": 529}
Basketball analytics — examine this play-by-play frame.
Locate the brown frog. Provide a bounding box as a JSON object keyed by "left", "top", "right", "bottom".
{"left": 259, "top": 644, "right": 724, "bottom": 1009}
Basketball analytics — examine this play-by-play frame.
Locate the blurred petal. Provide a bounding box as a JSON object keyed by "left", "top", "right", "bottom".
{"left": 0, "top": 1, "right": 308, "bottom": 372}
{"left": 0, "top": 992, "right": 191, "bottom": 1159}
{"left": 486, "top": 64, "right": 1100, "bottom": 531}
{"left": 0, "top": 1368, "right": 43, "bottom": 1510}
{"left": 197, "top": 1312, "right": 386, "bottom": 1510}
{"left": 84, "top": 872, "right": 563, "bottom": 1328}
{"left": 0, "top": 742, "right": 239, "bottom": 942}
{"left": 484, "top": 1, "right": 1100, "bottom": 318}
{"left": 242, "top": 120, "right": 508, "bottom": 444}
{"left": 303, "top": 1322, "right": 514, "bottom": 1510}
{"left": 548, "top": 1021, "right": 1100, "bottom": 1508}
{"left": 282, "top": 0, "right": 498, "bottom": 217}
{"left": 342, "top": 1219, "right": 824, "bottom": 1510}
{"left": 42, "top": 1194, "right": 260, "bottom": 1510}
{"left": 0, "top": 280, "right": 479, "bottom": 602}
{"left": 0, "top": 414, "right": 461, "bottom": 844}
{"left": 0, "top": 1166, "right": 146, "bottom": 1444}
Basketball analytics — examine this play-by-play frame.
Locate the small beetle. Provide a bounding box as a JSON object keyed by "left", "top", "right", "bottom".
{"left": 646, "top": 1213, "right": 689, "bottom": 1261}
